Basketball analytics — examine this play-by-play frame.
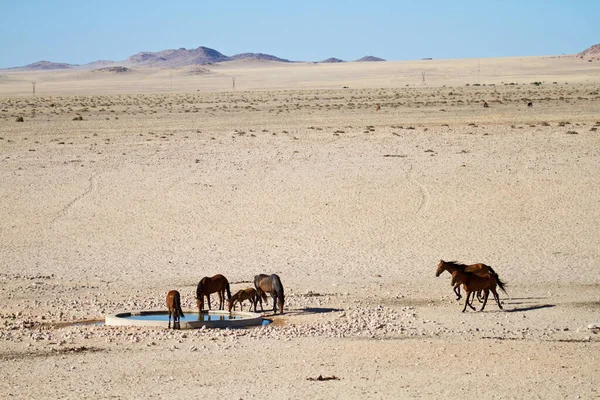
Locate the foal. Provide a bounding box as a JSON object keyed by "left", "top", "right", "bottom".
{"left": 228, "top": 288, "right": 260, "bottom": 312}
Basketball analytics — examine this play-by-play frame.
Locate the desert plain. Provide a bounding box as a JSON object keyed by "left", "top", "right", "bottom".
{"left": 0, "top": 56, "right": 599, "bottom": 399}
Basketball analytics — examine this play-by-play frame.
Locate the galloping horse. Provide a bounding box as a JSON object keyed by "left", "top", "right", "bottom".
{"left": 436, "top": 260, "right": 508, "bottom": 312}
{"left": 436, "top": 260, "right": 498, "bottom": 301}
{"left": 254, "top": 274, "right": 285, "bottom": 314}
{"left": 195, "top": 274, "right": 231, "bottom": 312}
{"left": 228, "top": 288, "right": 260, "bottom": 312}
{"left": 166, "top": 290, "right": 184, "bottom": 329}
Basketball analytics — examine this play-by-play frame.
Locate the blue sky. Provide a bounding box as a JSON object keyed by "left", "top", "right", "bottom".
{"left": 0, "top": 0, "right": 598, "bottom": 68}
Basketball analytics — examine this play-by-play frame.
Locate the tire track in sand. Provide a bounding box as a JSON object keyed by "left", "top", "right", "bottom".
{"left": 408, "top": 164, "right": 430, "bottom": 217}
{"left": 51, "top": 174, "right": 97, "bottom": 224}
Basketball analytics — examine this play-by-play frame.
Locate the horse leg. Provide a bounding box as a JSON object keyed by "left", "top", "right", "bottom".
{"left": 278, "top": 297, "right": 284, "bottom": 314}
{"left": 453, "top": 284, "right": 461, "bottom": 300}
{"left": 477, "top": 290, "right": 484, "bottom": 303}
{"left": 217, "top": 291, "right": 223, "bottom": 310}
{"left": 168, "top": 309, "right": 172, "bottom": 329}
{"left": 479, "top": 289, "right": 489, "bottom": 312}
{"left": 467, "top": 292, "right": 476, "bottom": 310}
{"left": 206, "top": 294, "right": 211, "bottom": 311}
{"left": 462, "top": 291, "right": 471, "bottom": 312}
{"left": 491, "top": 287, "right": 502, "bottom": 310}
{"left": 271, "top": 293, "right": 277, "bottom": 313}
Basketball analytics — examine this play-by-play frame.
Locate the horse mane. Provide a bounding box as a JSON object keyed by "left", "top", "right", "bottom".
{"left": 445, "top": 261, "right": 468, "bottom": 270}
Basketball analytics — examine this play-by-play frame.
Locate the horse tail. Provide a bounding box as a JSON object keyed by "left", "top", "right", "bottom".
{"left": 225, "top": 280, "right": 231, "bottom": 300}
{"left": 254, "top": 275, "right": 268, "bottom": 302}
{"left": 271, "top": 274, "right": 285, "bottom": 312}
{"left": 176, "top": 293, "right": 185, "bottom": 318}
{"left": 487, "top": 266, "right": 508, "bottom": 296}
{"left": 496, "top": 276, "right": 508, "bottom": 296}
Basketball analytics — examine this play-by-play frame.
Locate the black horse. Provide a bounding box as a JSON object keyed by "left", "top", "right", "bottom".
{"left": 254, "top": 274, "right": 285, "bottom": 314}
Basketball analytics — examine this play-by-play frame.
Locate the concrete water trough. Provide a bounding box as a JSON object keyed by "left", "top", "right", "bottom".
{"left": 105, "top": 309, "right": 264, "bottom": 329}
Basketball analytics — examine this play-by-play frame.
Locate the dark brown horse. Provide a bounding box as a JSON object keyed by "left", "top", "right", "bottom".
{"left": 228, "top": 288, "right": 260, "bottom": 312}
{"left": 254, "top": 274, "right": 285, "bottom": 314}
{"left": 166, "top": 290, "right": 184, "bottom": 329}
{"left": 436, "top": 260, "right": 508, "bottom": 312}
{"left": 437, "top": 260, "right": 498, "bottom": 301}
{"left": 195, "top": 274, "right": 231, "bottom": 312}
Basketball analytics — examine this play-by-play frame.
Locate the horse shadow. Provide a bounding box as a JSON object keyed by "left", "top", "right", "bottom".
{"left": 278, "top": 307, "right": 343, "bottom": 316}
{"left": 504, "top": 303, "right": 556, "bottom": 312}
{"left": 300, "top": 307, "right": 343, "bottom": 314}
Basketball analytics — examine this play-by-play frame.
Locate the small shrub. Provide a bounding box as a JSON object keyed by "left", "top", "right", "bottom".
{"left": 15, "top": 116, "right": 24, "bottom": 122}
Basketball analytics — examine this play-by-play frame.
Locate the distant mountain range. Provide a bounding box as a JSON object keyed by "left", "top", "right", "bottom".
{"left": 5, "top": 46, "right": 387, "bottom": 70}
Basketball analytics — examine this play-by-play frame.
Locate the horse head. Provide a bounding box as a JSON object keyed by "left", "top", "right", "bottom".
{"left": 436, "top": 260, "right": 447, "bottom": 277}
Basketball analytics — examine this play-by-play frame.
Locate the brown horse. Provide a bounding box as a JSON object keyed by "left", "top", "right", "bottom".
{"left": 228, "top": 288, "right": 260, "bottom": 312}
{"left": 436, "top": 260, "right": 508, "bottom": 312}
{"left": 254, "top": 274, "right": 285, "bottom": 314}
{"left": 166, "top": 290, "right": 184, "bottom": 329}
{"left": 437, "top": 260, "right": 497, "bottom": 301}
{"left": 195, "top": 274, "right": 231, "bottom": 312}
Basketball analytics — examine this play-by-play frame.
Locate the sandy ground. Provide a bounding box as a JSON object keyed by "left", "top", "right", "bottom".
{"left": 0, "top": 57, "right": 599, "bottom": 399}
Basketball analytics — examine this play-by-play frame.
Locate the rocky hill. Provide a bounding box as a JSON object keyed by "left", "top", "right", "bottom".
{"left": 124, "top": 46, "right": 230, "bottom": 67}
{"left": 13, "top": 61, "right": 77, "bottom": 70}
{"left": 355, "top": 56, "right": 386, "bottom": 62}
{"left": 320, "top": 58, "right": 345, "bottom": 63}
{"left": 577, "top": 44, "right": 600, "bottom": 60}
{"left": 228, "top": 53, "right": 290, "bottom": 62}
